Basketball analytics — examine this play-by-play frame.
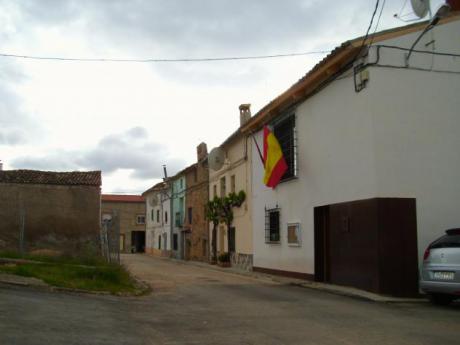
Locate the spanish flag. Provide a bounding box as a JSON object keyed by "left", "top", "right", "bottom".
{"left": 263, "top": 125, "right": 288, "bottom": 188}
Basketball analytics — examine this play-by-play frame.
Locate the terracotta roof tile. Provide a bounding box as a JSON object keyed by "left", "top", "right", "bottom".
{"left": 142, "top": 181, "right": 168, "bottom": 196}
{"left": 0, "top": 169, "right": 101, "bottom": 186}
{"left": 101, "top": 194, "right": 145, "bottom": 203}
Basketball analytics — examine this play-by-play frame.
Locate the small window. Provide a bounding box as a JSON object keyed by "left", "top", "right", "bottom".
{"left": 188, "top": 207, "right": 192, "bottom": 224}
{"left": 158, "top": 235, "right": 161, "bottom": 250}
{"left": 273, "top": 114, "right": 297, "bottom": 181}
{"left": 265, "top": 208, "right": 280, "bottom": 243}
{"left": 136, "top": 215, "right": 146, "bottom": 225}
{"left": 156, "top": 210, "right": 160, "bottom": 223}
{"left": 220, "top": 177, "right": 226, "bottom": 197}
{"left": 231, "top": 175, "right": 236, "bottom": 194}
{"left": 175, "top": 212, "right": 182, "bottom": 227}
{"left": 165, "top": 211, "right": 168, "bottom": 224}
{"left": 151, "top": 209, "right": 154, "bottom": 221}
{"left": 180, "top": 178, "right": 183, "bottom": 189}
{"left": 287, "top": 223, "right": 301, "bottom": 246}
{"left": 173, "top": 234, "right": 178, "bottom": 250}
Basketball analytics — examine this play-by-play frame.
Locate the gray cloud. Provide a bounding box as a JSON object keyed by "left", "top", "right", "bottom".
{"left": 6, "top": 0, "right": 381, "bottom": 56}
{"left": 0, "top": 63, "right": 39, "bottom": 146}
{"left": 1, "top": 1, "right": 396, "bottom": 86}
{"left": 11, "top": 127, "right": 186, "bottom": 180}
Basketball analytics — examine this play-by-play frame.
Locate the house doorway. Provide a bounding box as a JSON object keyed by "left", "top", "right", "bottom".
{"left": 228, "top": 227, "right": 236, "bottom": 253}
{"left": 314, "top": 206, "right": 330, "bottom": 282}
{"left": 131, "top": 231, "right": 145, "bottom": 253}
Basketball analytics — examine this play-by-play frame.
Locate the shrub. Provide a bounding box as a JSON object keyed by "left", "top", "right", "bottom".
{"left": 218, "top": 252, "right": 230, "bottom": 263}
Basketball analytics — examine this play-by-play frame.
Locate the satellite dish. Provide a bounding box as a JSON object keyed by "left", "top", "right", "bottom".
{"left": 149, "top": 196, "right": 158, "bottom": 207}
{"left": 208, "top": 147, "right": 225, "bottom": 171}
{"left": 410, "top": 0, "right": 430, "bottom": 18}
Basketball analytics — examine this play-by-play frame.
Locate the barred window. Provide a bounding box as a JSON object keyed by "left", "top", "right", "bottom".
{"left": 265, "top": 207, "right": 280, "bottom": 243}
{"left": 273, "top": 114, "right": 297, "bottom": 181}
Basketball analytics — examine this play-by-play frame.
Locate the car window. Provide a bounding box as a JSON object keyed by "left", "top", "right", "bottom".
{"left": 430, "top": 234, "right": 460, "bottom": 249}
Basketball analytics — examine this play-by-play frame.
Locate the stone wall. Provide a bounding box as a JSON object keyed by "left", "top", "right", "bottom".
{"left": 0, "top": 183, "right": 100, "bottom": 255}
{"left": 101, "top": 201, "right": 145, "bottom": 253}
{"left": 185, "top": 160, "right": 209, "bottom": 261}
{"left": 231, "top": 253, "right": 253, "bottom": 271}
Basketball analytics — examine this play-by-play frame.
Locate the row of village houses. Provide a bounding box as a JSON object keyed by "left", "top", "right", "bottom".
{"left": 108, "top": 15, "right": 460, "bottom": 297}
{"left": 1, "top": 15, "right": 459, "bottom": 297}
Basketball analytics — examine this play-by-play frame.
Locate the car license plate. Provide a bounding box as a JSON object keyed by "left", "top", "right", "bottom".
{"left": 433, "top": 271, "right": 455, "bottom": 281}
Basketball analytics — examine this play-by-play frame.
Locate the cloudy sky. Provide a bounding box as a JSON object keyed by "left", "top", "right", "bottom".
{"left": 0, "top": 0, "right": 443, "bottom": 193}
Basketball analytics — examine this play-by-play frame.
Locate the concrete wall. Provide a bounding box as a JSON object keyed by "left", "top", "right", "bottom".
{"left": 251, "top": 19, "right": 460, "bottom": 276}
{"left": 209, "top": 134, "right": 253, "bottom": 269}
{"left": 101, "top": 200, "right": 145, "bottom": 253}
{"left": 0, "top": 183, "right": 100, "bottom": 255}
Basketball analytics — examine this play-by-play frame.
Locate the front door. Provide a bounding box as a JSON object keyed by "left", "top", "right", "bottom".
{"left": 228, "top": 227, "right": 236, "bottom": 253}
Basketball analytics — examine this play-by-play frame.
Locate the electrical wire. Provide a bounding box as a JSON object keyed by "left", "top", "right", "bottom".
{"left": 0, "top": 50, "right": 332, "bottom": 63}
{"left": 354, "top": 0, "right": 380, "bottom": 60}
{"left": 397, "top": 0, "right": 409, "bottom": 18}
{"left": 369, "top": 0, "right": 387, "bottom": 47}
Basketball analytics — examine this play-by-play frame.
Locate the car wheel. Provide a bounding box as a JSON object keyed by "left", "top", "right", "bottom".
{"left": 429, "top": 294, "right": 454, "bottom": 305}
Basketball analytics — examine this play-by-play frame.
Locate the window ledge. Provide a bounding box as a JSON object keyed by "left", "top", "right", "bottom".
{"left": 265, "top": 241, "right": 281, "bottom": 245}
{"left": 279, "top": 175, "right": 298, "bottom": 184}
{"left": 288, "top": 243, "right": 301, "bottom": 247}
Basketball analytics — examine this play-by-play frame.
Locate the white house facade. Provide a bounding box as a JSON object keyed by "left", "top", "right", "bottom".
{"left": 244, "top": 15, "right": 460, "bottom": 296}
{"left": 143, "top": 181, "right": 171, "bottom": 256}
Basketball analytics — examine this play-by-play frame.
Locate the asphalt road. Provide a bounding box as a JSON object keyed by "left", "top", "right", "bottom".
{"left": 1, "top": 254, "right": 459, "bottom": 345}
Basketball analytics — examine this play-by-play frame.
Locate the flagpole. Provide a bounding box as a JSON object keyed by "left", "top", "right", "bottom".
{"left": 250, "top": 132, "right": 264, "bottom": 164}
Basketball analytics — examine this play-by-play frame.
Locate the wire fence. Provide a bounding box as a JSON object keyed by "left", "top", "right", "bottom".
{"left": 100, "top": 211, "right": 120, "bottom": 264}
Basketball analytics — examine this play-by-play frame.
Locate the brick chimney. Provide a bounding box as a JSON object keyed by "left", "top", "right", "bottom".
{"left": 239, "top": 104, "right": 251, "bottom": 127}
{"left": 197, "top": 142, "right": 208, "bottom": 162}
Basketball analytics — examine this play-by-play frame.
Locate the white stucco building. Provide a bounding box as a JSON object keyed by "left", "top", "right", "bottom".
{"left": 242, "top": 14, "right": 460, "bottom": 296}
{"left": 143, "top": 181, "right": 171, "bottom": 256}
{"left": 208, "top": 104, "right": 254, "bottom": 270}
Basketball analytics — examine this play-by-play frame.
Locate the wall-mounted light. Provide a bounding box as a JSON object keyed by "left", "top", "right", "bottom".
{"left": 405, "top": 3, "right": 451, "bottom": 65}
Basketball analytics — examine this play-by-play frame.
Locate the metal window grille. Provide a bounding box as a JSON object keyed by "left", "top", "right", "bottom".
{"left": 265, "top": 207, "right": 280, "bottom": 243}
{"left": 273, "top": 114, "right": 297, "bottom": 181}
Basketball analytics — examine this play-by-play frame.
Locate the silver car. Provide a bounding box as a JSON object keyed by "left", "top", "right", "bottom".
{"left": 420, "top": 228, "right": 460, "bottom": 305}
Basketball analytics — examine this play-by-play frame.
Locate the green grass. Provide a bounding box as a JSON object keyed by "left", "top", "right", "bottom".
{"left": 0, "top": 251, "right": 105, "bottom": 266}
{"left": 0, "top": 252, "right": 139, "bottom": 294}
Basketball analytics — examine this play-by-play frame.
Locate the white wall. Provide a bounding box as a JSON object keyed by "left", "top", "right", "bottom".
{"left": 251, "top": 18, "right": 460, "bottom": 275}
{"left": 145, "top": 190, "right": 171, "bottom": 252}
{"left": 369, "top": 19, "right": 460, "bottom": 260}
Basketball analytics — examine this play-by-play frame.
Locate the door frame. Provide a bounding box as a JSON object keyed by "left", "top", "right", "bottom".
{"left": 314, "top": 206, "right": 330, "bottom": 282}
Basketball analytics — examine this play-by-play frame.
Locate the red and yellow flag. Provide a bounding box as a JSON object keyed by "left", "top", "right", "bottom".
{"left": 263, "top": 125, "right": 288, "bottom": 188}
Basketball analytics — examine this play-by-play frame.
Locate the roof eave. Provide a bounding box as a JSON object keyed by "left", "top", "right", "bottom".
{"left": 241, "top": 14, "right": 460, "bottom": 134}
{"left": 241, "top": 43, "right": 358, "bottom": 133}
